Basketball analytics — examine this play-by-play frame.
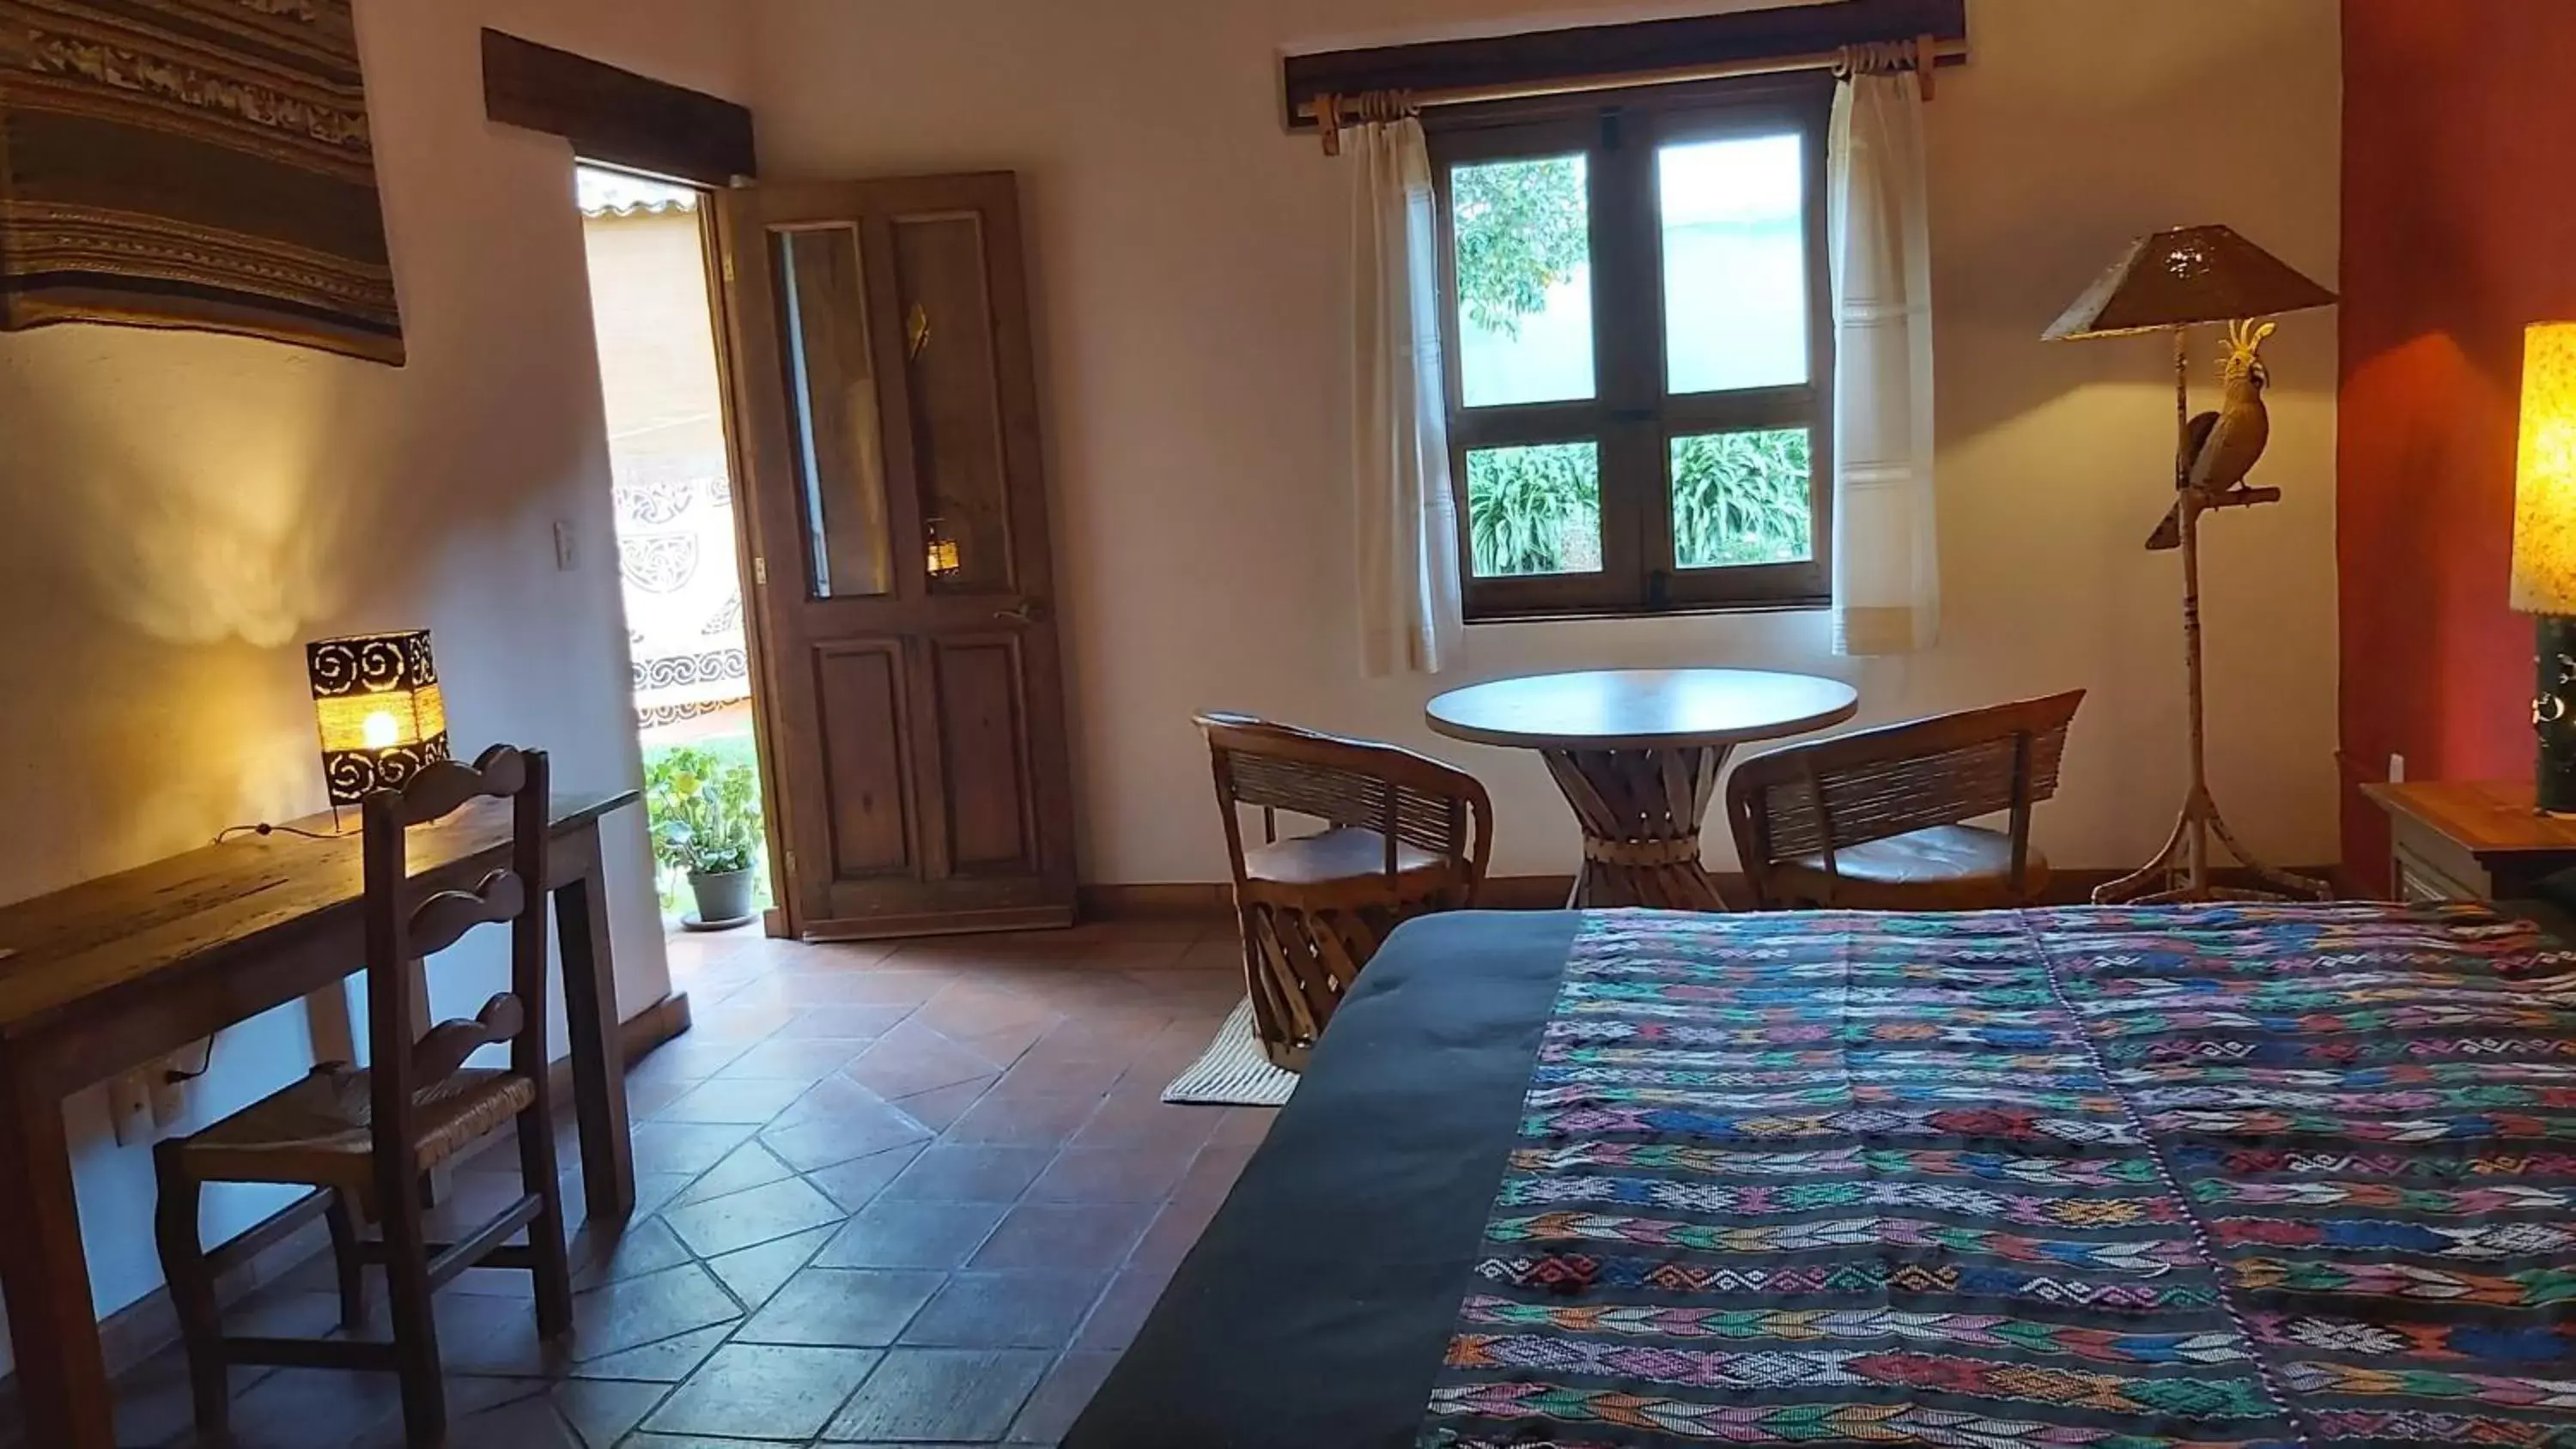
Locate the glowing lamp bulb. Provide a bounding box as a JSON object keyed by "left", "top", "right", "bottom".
{"left": 362, "top": 710, "right": 400, "bottom": 749}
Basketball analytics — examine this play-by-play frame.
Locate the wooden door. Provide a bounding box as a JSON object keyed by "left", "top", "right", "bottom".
{"left": 714, "top": 173, "right": 1076, "bottom": 939}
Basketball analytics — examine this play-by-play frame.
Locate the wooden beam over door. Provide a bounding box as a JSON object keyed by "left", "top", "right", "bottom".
{"left": 482, "top": 30, "right": 758, "bottom": 185}
{"left": 1279, "top": 0, "right": 1967, "bottom": 130}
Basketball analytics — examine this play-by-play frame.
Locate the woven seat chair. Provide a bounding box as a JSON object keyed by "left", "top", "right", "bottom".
{"left": 1198, "top": 712, "right": 1492, "bottom": 1070}
{"left": 1725, "top": 691, "right": 2085, "bottom": 912}
{"left": 153, "top": 745, "right": 574, "bottom": 1449}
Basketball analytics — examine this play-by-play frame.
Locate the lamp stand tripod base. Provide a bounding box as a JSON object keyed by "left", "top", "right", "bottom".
{"left": 2091, "top": 784, "right": 2330, "bottom": 906}
{"left": 2093, "top": 330, "right": 2331, "bottom": 909}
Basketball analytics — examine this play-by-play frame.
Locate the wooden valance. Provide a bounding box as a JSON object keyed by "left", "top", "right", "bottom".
{"left": 482, "top": 31, "right": 757, "bottom": 186}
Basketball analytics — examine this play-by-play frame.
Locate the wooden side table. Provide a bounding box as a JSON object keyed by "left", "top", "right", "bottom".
{"left": 2360, "top": 779, "right": 2576, "bottom": 902}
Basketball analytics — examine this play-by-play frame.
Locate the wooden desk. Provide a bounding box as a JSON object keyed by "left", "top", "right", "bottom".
{"left": 1425, "top": 668, "right": 1860, "bottom": 910}
{"left": 0, "top": 791, "right": 641, "bottom": 1449}
{"left": 2360, "top": 779, "right": 2576, "bottom": 902}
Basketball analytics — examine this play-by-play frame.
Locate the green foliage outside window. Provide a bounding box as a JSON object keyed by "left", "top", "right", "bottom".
{"left": 1669, "top": 430, "right": 1813, "bottom": 568}
{"left": 1467, "top": 445, "right": 1599, "bottom": 577}
{"left": 1450, "top": 157, "right": 1589, "bottom": 339}
{"left": 1465, "top": 432, "right": 1811, "bottom": 579}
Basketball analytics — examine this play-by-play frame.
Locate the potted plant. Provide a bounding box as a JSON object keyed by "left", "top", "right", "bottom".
{"left": 645, "top": 747, "right": 763, "bottom": 927}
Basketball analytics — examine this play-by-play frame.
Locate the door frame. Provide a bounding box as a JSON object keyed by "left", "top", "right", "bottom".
{"left": 695, "top": 197, "right": 804, "bottom": 938}
{"left": 486, "top": 32, "right": 802, "bottom": 936}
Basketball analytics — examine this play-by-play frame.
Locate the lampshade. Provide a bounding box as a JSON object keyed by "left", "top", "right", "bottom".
{"left": 2512, "top": 324, "right": 2576, "bottom": 615}
{"left": 307, "top": 631, "right": 450, "bottom": 805}
{"left": 2044, "top": 224, "right": 2337, "bottom": 340}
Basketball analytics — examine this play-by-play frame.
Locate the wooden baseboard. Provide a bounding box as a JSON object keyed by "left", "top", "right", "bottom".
{"left": 1084, "top": 867, "right": 2352, "bottom": 920}
{"left": 1078, "top": 882, "right": 1231, "bottom": 919}
{"left": 51, "top": 991, "right": 696, "bottom": 1387}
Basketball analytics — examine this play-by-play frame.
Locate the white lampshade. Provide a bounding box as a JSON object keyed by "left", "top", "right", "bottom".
{"left": 2512, "top": 322, "right": 2576, "bottom": 615}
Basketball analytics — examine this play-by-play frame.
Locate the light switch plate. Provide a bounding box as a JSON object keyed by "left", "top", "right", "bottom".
{"left": 554, "top": 519, "right": 576, "bottom": 571}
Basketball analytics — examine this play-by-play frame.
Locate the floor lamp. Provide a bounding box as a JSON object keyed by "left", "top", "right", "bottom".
{"left": 2044, "top": 225, "right": 2337, "bottom": 905}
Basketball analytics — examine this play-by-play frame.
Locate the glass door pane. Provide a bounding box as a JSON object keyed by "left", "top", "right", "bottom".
{"left": 1451, "top": 155, "right": 1595, "bottom": 407}
{"left": 894, "top": 214, "right": 1014, "bottom": 594}
{"left": 773, "top": 225, "right": 894, "bottom": 597}
{"left": 1659, "top": 134, "right": 1808, "bottom": 395}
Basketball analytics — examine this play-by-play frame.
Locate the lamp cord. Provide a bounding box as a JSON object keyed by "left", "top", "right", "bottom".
{"left": 187, "top": 813, "right": 360, "bottom": 1086}
{"left": 165, "top": 1036, "right": 218, "bottom": 1084}
{"left": 188, "top": 819, "right": 346, "bottom": 1088}
{"left": 213, "top": 821, "right": 348, "bottom": 846}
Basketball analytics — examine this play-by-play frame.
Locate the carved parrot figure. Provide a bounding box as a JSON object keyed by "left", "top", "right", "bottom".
{"left": 2147, "top": 320, "right": 2275, "bottom": 550}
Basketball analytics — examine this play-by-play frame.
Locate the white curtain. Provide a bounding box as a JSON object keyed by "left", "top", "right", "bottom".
{"left": 1827, "top": 72, "right": 1940, "bottom": 656}
{"left": 1351, "top": 117, "right": 1464, "bottom": 677}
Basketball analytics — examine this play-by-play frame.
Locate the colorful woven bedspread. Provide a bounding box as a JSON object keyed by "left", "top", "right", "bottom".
{"left": 1422, "top": 904, "right": 2576, "bottom": 1449}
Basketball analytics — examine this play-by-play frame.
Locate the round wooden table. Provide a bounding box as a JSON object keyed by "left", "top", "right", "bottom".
{"left": 1426, "top": 668, "right": 1860, "bottom": 910}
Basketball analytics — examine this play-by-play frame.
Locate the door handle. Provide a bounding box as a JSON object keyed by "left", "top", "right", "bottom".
{"left": 994, "top": 600, "right": 1049, "bottom": 625}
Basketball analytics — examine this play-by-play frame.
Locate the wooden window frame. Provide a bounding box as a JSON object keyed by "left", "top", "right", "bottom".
{"left": 1430, "top": 76, "right": 1835, "bottom": 622}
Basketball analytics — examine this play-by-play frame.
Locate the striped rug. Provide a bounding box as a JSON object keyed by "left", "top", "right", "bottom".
{"left": 1161, "top": 999, "right": 1297, "bottom": 1106}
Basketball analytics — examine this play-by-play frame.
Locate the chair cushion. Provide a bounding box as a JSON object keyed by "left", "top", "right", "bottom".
{"left": 167, "top": 1064, "right": 535, "bottom": 1193}
{"left": 1242, "top": 827, "right": 1444, "bottom": 886}
{"left": 1766, "top": 823, "right": 2048, "bottom": 911}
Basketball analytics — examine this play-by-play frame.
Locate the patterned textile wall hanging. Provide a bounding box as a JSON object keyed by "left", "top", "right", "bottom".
{"left": 0, "top": 0, "right": 404, "bottom": 363}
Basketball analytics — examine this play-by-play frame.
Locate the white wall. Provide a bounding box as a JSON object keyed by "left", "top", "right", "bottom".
{"left": 748, "top": 0, "right": 2344, "bottom": 883}
{"left": 0, "top": 0, "right": 750, "bottom": 1359}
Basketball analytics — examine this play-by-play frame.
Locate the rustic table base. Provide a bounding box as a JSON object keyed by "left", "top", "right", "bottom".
{"left": 1542, "top": 746, "right": 1732, "bottom": 910}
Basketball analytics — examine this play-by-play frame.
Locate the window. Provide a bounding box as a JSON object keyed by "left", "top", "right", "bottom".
{"left": 1431, "top": 84, "right": 1833, "bottom": 620}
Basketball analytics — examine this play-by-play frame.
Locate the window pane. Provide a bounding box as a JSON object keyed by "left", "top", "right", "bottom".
{"left": 1660, "top": 134, "right": 1807, "bottom": 394}
{"left": 772, "top": 225, "right": 893, "bottom": 597}
{"left": 1669, "top": 429, "right": 1813, "bottom": 568}
{"left": 1466, "top": 442, "right": 1602, "bottom": 578}
{"left": 894, "top": 214, "right": 1015, "bottom": 595}
{"left": 1452, "top": 155, "right": 1595, "bottom": 407}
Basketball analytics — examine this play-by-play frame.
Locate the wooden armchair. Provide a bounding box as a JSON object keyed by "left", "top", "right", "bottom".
{"left": 1198, "top": 712, "right": 1492, "bottom": 1070}
{"left": 1725, "top": 691, "right": 2085, "bottom": 911}
{"left": 153, "top": 746, "right": 574, "bottom": 1449}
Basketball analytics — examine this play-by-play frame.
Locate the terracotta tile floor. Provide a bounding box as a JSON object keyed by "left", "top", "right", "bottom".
{"left": 85, "top": 919, "right": 1259, "bottom": 1448}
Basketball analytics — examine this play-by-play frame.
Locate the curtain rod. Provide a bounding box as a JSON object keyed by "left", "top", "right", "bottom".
{"left": 1302, "top": 32, "right": 1964, "bottom": 155}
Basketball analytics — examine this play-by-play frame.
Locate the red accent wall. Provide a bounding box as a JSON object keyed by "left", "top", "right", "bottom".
{"left": 2339, "top": 0, "right": 2576, "bottom": 889}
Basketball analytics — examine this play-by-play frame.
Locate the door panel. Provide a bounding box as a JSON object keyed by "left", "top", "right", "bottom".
{"left": 933, "top": 636, "right": 1035, "bottom": 872}
{"left": 811, "top": 642, "right": 914, "bottom": 878}
{"left": 719, "top": 173, "right": 1078, "bottom": 938}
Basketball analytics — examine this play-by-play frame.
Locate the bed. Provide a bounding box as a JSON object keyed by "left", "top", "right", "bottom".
{"left": 1068, "top": 903, "right": 2576, "bottom": 1449}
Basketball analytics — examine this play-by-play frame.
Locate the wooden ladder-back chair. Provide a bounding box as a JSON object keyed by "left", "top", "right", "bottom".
{"left": 1725, "top": 691, "right": 2086, "bottom": 912}
{"left": 1197, "top": 712, "right": 1492, "bottom": 1070}
{"left": 153, "top": 745, "right": 574, "bottom": 1449}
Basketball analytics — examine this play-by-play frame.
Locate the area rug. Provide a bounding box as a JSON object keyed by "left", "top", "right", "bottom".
{"left": 0, "top": 0, "right": 404, "bottom": 361}
{"left": 1160, "top": 999, "right": 1297, "bottom": 1106}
